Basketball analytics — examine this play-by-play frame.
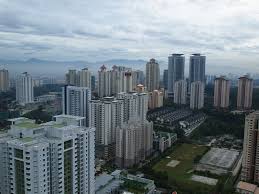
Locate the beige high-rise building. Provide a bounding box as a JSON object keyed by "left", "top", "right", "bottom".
{"left": 115, "top": 119, "right": 153, "bottom": 168}
{"left": 213, "top": 76, "right": 230, "bottom": 108}
{"left": 0, "top": 68, "right": 9, "bottom": 92}
{"left": 241, "top": 111, "right": 259, "bottom": 183}
{"left": 78, "top": 68, "right": 91, "bottom": 89}
{"left": 237, "top": 76, "right": 253, "bottom": 110}
{"left": 148, "top": 90, "right": 163, "bottom": 109}
{"left": 190, "top": 81, "right": 204, "bottom": 110}
{"left": 146, "top": 59, "right": 160, "bottom": 92}
{"left": 135, "top": 84, "right": 146, "bottom": 93}
{"left": 173, "top": 80, "right": 187, "bottom": 105}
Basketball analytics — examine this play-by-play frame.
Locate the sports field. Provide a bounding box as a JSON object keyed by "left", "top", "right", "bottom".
{"left": 152, "top": 143, "right": 214, "bottom": 193}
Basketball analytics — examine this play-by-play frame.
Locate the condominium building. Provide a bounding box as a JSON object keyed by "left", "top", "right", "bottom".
{"left": 115, "top": 119, "right": 153, "bottom": 168}
{"left": 189, "top": 54, "right": 206, "bottom": 86}
{"left": 16, "top": 72, "right": 34, "bottom": 105}
{"left": 237, "top": 76, "right": 253, "bottom": 110}
{"left": 65, "top": 69, "right": 78, "bottom": 86}
{"left": 78, "top": 68, "right": 92, "bottom": 89}
{"left": 241, "top": 111, "right": 259, "bottom": 183}
{"left": 98, "top": 65, "right": 137, "bottom": 97}
{"left": 0, "top": 68, "right": 9, "bottom": 92}
{"left": 190, "top": 81, "right": 204, "bottom": 109}
{"left": 89, "top": 97, "right": 124, "bottom": 146}
{"left": 62, "top": 85, "right": 91, "bottom": 126}
{"left": 117, "top": 92, "right": 148, "bottom": 122}
{"left": 146, "top": 59, "right": 160, "bottom": 92}
{"left": 168, "top": 54, "right": 185, "bottom": 97}
{"left": 214, "top": 76, "right": 230, "bottom": 108}
{"left": 148, "top": 90, "right": 164, "bottom": 109}
{"left": 0, "top": 115, "right": 95, "bottom": 194}
{"left": 98, "top": 65, "right": 111, "bottom": 97}
{"left": 89, "top": 97, "right": 124, "bottom": 159}
{"left": 173, "top": 80, "right": 187, "bottom": 105}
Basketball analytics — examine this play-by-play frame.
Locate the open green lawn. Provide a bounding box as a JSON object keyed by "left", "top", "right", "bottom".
{"left": 153, "top": 143, "right": 214, "bottom": 193}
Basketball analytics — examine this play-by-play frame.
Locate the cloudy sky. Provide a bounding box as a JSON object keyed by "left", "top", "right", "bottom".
{"left": 1, "top": 0, "right": 259, "bottom": 72}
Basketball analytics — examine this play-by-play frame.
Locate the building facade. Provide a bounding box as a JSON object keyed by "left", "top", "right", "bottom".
{"left": 98, "top": 65, "right": 111, "bottom": 98}
{"left": 173, "top": 80, "right": 187, "bottom": 105}
{"left": 189, "top": 54, "right": 206, "bottom": 87}
{"left": 0, "top": 68, "right": 9, "bottom": 92}
{"left": 62, "top": 85, "right": 91, "bottom": 126}
{"left": 214, "top": 76, "right": 230, "bottom": 108}
{"left": 145, "top": 59, "right": 160, "bottom": 92}
{"left": 148, "top": 90, "right": 164, "bottom": 109}
{"left": 168, "top": 54, "right": 185, "bottom": 97}
{"left": 78, "top": 68, "right": 92, "bottom": 89}
{"left": 65, "top": 69, "right": 78, "bottom": 86}
{"left": 190, "top": 81, "right": 204, "bottom": 109}
{"left": 241, "top": 111, "right": 259, "bottom": 184}
{"left": 115, "top": 119, "right": 153, "bottom": 168}
{"left": 16, "top": 72, "right": 34, "bottom": 105}
{"left": 237, "top": 76, "right": 253, "bottom": 110}
{"left": 117, "top": 92, "right": 148, "bottom": 122}
{"left": 0, "top": 115, "right": 95, "bottom": 194}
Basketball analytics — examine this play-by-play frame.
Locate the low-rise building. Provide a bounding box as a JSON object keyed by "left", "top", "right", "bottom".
{"left": 179, "top": 113, "right": 206, "bottom": 136}
{"left": 153, "top": 132, "right": 177, "bottom": 153}
{"left": 95, "top": 170, "right": 157, "bottom": 194}
{"left": 236, "top": 181, "right": 259, "bottom": 194}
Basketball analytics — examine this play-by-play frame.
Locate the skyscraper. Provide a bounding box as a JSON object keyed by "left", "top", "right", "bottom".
{"left": 189, "top": 54, "right": 206, "bottom": 86}
{"left": 241, "top": 111, "right": 259, "bottom": 183}
{"left": 89, "top": 97, "right": 124, "bottom": 159}
{"left": 65, "top": 69, "right": 78, "bottom": 85}
{"left": 98, "top": 65, "right": 111, "bottom": 97}
{"left": 168, "top": 54, "right": 185, "bottom": 97}
{"left": 62, "top": 85, "right": 91, "bottom": 126}
{"left": 237, "top": 76, "right": 253, "bottom": 110}
{"left": 174, "top": 80, "right": 187, "bottom": 105}
{"left": 0, "top": 68, "right": 9, "bottom": 92}
{"left": 163, "top": 69, "right": 168, "bottom": 89}
{"left": 78, "top": 68, "right": 91, "bottom": 89}
{"left": 190, "top": 81, "right": 204, "bottom": 109}
{"left": 146, "top": 59, "right": 160, "bottom": 92}
{"left": 0, "top": 115, "right": 95, "bottom": 194}
{"left": 91, "top": 75, "right": 96, "bottom": 91}
{"left": 214, "top": 76, "right": 230, "bottom": 108}
{"left": 16, "top": 72, "right": 34, "bottom": 105}
{"left": 115, "top": 119, "right": 153, "bottom": 168}
{"left": 117, "top": 92, "right": 148, "bottom": 122}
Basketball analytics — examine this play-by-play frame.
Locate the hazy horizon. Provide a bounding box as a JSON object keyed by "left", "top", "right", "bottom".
{"left": 1, "top": 0, "right": 259, "bottom": 75}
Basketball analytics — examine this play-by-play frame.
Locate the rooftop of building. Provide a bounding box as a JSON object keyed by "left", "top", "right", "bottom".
{"left": 53, "top": 114, "right": 85, "bottom": 121}
{"left": 237, "top": 181, "right": 257, "bottom": 192}
{"left": 199, "top": 148, "right": 240, "bottom": 170}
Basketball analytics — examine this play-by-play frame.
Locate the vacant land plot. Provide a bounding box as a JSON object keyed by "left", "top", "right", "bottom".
{"left": 152, "top": 143, "right": 213, "bottom": 193}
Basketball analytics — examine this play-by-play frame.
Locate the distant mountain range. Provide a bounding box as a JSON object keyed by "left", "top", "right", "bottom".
{"left": 0, "top": 58, "right": 167, "bottom": 77}
{"left": 0, "top": 58, "right": 253, "bottom": 77}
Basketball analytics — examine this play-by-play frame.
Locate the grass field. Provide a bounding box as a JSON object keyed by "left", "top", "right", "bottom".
{"left": 152, "top": 143, "right": 214, "bottom": 193}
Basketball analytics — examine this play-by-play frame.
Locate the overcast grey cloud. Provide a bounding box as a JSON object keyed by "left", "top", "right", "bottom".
{"left": 1, "top": 0, "right": 259, "bottom": 73}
